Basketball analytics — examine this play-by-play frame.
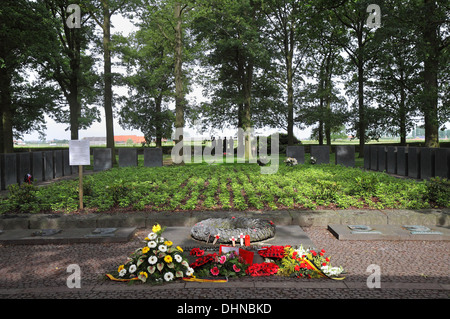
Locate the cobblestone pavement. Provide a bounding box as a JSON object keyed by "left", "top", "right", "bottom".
{"left": 0, "top": 227, "right": 448, "bottom": 300}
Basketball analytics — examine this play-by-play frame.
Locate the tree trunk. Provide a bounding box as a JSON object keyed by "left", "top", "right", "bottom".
{"left": 286, "top": 29, "right": 294, "bottom": 146}
{"left": 357, "top": 29, "right": 365, "bottom": 158}
{"left": 174, "top": 2, "right": 185, "bottom": 149}
{"left": 102, "top": 0, "right": 116, "bottom": 164}
{"left": 155, "top": 92, "right": 163, "bottom": 148}
{"left": 0, "top": 67, "right": 14, "bottom": 153}
{"left": 422, "top": 0, "right": 440, "bottom": 148}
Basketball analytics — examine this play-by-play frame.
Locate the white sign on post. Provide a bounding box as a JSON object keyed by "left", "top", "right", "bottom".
{"left": 69, "top": 140, "right": 90, "bottom": 210}
{"left": 69, "top": 140, "right": 91, "bottom": 166}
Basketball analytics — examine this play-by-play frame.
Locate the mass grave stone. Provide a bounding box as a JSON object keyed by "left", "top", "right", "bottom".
{"left": 118, "top": 148, "right": 138, "bottom": 167}
{"left": 377, "top": 146, "right": 387, "bottom": 172}
{"left": 93, "top": 148, "right": 112, "bottom": 171}
{"left": 43, "top": 151, "right": 54, "bottom": 181}
{"left": 31, "top": 151, "right": 44, "bottom": 182}
{"left": 335, "top": 145, "right": 355, "bottom": 167}
{"left": 370, "top": 146, "right": 378, "bottom": 170}
{"left": 396, "top": 146, "right": 408, "bottom": 176}
{"left": 408, "top": 147, "right": 421, "bottom": 179}
{"left": 144, "top": 148, "right": 163, "bottom": 167}
{"left": 364, "top": 146, "right": 371, "bottom": 169}
{"left": 62, "top": 150, "right": 72, "bottom": 176}
{"left": 286, "top": 145, "right": 305, "bottom": 164}
{"left": 16, "top": 153, "right": 31, "bottom": 184}
{"left": 420, "top": 148, "right": 435, "bottom": 180}
{"left": 434, "top": 148, "right": 450, "bottom": 179}
{"left": 54, "top": 150, "right": 63, "bottom": 178}
{"left": 311, "top": 145, "right": 330, "bottom": 164}
{"left": 1, "top": 154, "right": 17, "bottom": 190}
{"left": 387, "top": 146, "right": 397, "bottom": 174}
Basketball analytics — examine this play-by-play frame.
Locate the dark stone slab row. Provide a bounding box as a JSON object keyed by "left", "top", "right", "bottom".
{"left": 365, "top": 146, "right": 450, "bottom": 180}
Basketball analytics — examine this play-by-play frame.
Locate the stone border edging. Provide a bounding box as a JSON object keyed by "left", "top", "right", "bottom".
{"left": 0, "top": 209, "right": 449, "bottom": 230}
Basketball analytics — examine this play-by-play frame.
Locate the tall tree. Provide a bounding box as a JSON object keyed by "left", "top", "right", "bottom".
{"left": 417, "top": 0, "right": 449, "bottom": 147}
{"left": 114, "top": 2, "right": 176, "bottom": 147}
{"left": 85, "top": 0, "right": 126, "bottom": 164}
{"left": 259, "top": 0, "right": 312, "bottom": 146}
{"left": 0, "top": 0, "right": 60, "bottom": 152}
{"left": 193, "top": 0, "right": 274, "bottom": 158}
{"left": 39, "top": 0, "right": 101, "bottom": 141}
{"left": 327, "top": 0, "right": 382, "bottom": 157}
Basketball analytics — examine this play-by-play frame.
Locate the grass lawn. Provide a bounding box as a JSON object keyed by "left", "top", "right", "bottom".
{"left": 2, "top": 153, "right": 447, "bottom": 214}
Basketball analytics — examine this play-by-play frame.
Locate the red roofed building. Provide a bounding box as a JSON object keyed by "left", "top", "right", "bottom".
{"left": 114, "top": 135, "right": 146, "bottom": 144}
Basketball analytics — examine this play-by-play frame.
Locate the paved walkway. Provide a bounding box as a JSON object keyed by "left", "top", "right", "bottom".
{"left": 0, "top": 210, "right": 449, "bottom": 300}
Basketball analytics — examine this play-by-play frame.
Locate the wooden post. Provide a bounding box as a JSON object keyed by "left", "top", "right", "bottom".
{"left": 79, "top": 165, "right": 83, "bottom": 210}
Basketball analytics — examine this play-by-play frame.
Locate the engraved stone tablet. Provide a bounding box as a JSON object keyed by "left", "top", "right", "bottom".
{"left": 348, "top": 225, "right": 382, "bottom": 234}
{"left": 403, "top": 225, "right": 442, "bottom": 235}
{"left": 31, "top": 229, "right": 62, "bottom": 237}
{"left": 85, "top": 228, "right": 117, "bottom": 238}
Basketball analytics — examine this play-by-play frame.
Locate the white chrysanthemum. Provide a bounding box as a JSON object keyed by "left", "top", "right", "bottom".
{"left": 119, "top": 269, "right": 127, "bottom": 277}
{"left": 159, "top": 237, "right": 165, "bottom": 243}
{"left": 174, "top": 254, "right": 183, "bottom": 263}
{"left": 129, "top": 264, "right": 137, "bottom": 273}
{"left": 164, "top": 272, "right": 174, "bottom": 281}
{"left": 147, "top": 232, "right": 157, "bottom": 240}
{"left": 148, "top": 256, "right": 158, "bottom": 265}
{"left": 185, "top": 267, "right": 194, "bottom": 277}
{"left": 158, "top": 244, "right": 167, "bottom": 252}
{"left": 147, "top": 241, "right": 157, "bottom": 248}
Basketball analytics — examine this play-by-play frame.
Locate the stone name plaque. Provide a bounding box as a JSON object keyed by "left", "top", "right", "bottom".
{"left": 84, "top": 228, "right": 117, "bottom": 238}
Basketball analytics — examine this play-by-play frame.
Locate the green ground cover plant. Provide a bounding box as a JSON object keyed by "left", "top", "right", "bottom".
{"left": 1, "top": 159, "right": 446, "bottom": 214}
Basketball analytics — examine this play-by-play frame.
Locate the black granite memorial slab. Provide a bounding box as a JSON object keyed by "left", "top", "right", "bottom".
{"left": 93, "top": 148, "right": 112, "bottom": 171}
{"left": 370, "top": 146, "right": 378, "bottom": 170}
{"left": 16, "top": 153, "right": 31, "bottom": 184}
{"left": 335, "top": 145, "right": 355, "bottom": 167}
{"left": 420, "top": 148, "right": 436, "bottom": 180}
{"left": 386, "top": 146, "right": 397, "bottom": 174}
{"left": 62, "top": 150, "right": 72, "bottom": 176}
{"left": 377, "top": 146, "right": 387, "bottom": 172}
{"left": 364, "top": 145, "right": 370, "bottom": 169}
{"left": 396, "top": 147, "right": 408, "bottom": 176}
{"left": 118, "top": 148, "right": 138, "bottom": 167}
{"left": 1, "top": 154, "right": 17, "bottom": 190}
{"left": 286, "top": 146, "right": 305, "bottom": 164}
{"left": 31, "top": 152, "right": 44, "bottom": 182}
{"left": 43, "top": 151, "right": 54, "bottom": 181}
{"left": 54, "top": 150, "right": 63, "bottom": 178}
{"left": 310, "top": 146, "right": 330, "bottom": 164}
{"left": 435, "top": 148, "right": 450, "bottom": 179}
{"left": 408, "top": 147, "right": 421, "bottom": 179}
{"left": 144, "top": 148, "right": 163, "bottom": 167}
